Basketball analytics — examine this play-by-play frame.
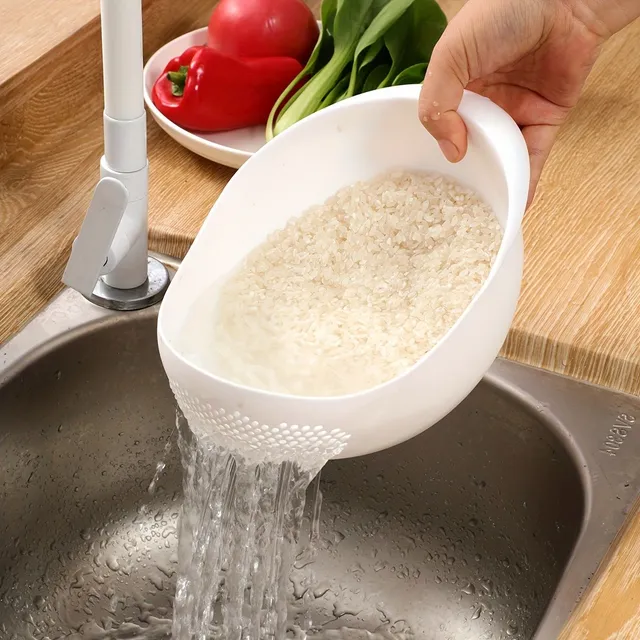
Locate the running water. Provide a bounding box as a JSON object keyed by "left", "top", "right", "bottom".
{"left": 173, "top": 412, "right": 322, "bottom": 640}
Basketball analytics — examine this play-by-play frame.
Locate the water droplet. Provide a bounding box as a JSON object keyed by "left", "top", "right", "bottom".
{"left": 332, "top": 531, "right": 346, "bottom": 545}
{"left": 480, "top": 579, "right": 494, "bottom": 596}
{"left": 471, "top": 605, "right": 483, "bottom": 620}
{"left": 70, "top": 570, "right": 86, "bottom": 589}
{"left": 462, "top": 582, "right": 475, "bottom": 595}
{"left": 401, "top": 535, "right": 417, "bottom": 549}
{"left": 506, "top": 621, "right": 519, "bottom": 635}
{"left": 105, "top": 555, "right": 120, "bottom": 572}
{"left": 435, "top": 576, "right": 442, "bottom": 584}
{"left": 333, "top": 602, "right": 361, "bottom": 618}
{"left": 376, "top": 603, "right": 391, "bottom": 624}
{"left": 313, "top": 584, "right": 330, "bottom": 598}
{"left": 149, "top": 573, "right": 164, "bottom": 591}
{"left": 374, "top": 560, "right": 388, "bottom": 572}
{"left": 390, "top": 619, "right": 411, "bottom": 634}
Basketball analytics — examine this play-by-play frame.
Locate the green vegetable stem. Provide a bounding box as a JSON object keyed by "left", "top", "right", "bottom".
{"left": 167, "top": 65, "right": 189, "bottom": 97}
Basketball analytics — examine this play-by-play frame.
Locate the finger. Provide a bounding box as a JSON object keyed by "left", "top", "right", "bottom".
{"left": 419, "top": 36, "right": 470, "bottom": 163}
{"left": 521, "top": 124, "right": 560, "bottom": 206}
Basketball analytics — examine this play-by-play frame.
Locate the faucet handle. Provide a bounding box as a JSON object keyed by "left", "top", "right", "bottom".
{"left": 63, "top": 177, "right": 129, "bottom": 297}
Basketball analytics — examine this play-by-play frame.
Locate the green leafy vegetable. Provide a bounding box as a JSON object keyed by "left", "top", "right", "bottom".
{"left": 349, "top": 39, "right": 384, "bottom": 93}
{"left": 405, "top": 0, "right": 447, "bottom": 63}
{"left": 382, "top": 0, "right": 446, "bottom": 87}
{"left": 269, "top": 0, "right": 376, "bottom": 137}
{"left": 266, "top": 0, "right": 447, "bottom": 139}
{"left": 319, "top": 74, "right": 351, "bottom": 109}
{"left": 348, "top": 41, "right": 393, "bottom": 95}
{"left": 379, "top": 8, "right": 412, "bottom": 88}
{"left": 363, "top": 63, "right": 391, "bottom": 93}
{"left": 345, "top": 0, "right": 415, "bottom": 98}
{"left": 359, "top": 38, "right": 385, "bottom": 70}
{"left": 265, "top": 0, "right": 338, "bottom": 140}
{"left": 392, "top": 62, "right": 428, "bottom": 85}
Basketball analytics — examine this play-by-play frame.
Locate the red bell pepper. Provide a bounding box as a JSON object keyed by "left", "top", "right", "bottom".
{"left": 152, "top": 46, "right": 302, "bottom": 133}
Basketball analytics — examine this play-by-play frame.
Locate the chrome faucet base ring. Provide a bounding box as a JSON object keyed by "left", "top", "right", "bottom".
{"left": 84, "top": 256, "right": 170, "bottom": 311}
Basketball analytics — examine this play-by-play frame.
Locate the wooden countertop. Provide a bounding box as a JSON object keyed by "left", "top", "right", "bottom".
{"left": 0, "top": 0, "right": 98, "bottom": 86}
{"left": 1, "top": 0, "right": 639, "bottom": 637}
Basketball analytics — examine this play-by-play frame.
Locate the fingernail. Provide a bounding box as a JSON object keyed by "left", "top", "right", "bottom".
{"left": 438, "top": 139, "right": 460, "bottom": 162}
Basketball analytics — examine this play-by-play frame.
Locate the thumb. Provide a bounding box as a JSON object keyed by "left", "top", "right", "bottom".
{"left": 419, "top": 33, "right": 470, "bottom": 163}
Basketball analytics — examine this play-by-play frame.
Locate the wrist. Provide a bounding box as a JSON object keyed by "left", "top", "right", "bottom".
{"left": 566, "top": 0, "right": 640, "bottom": 37}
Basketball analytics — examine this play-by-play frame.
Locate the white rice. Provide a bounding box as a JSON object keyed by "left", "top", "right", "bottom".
{"left": 210, "top": 171, "right": 502, "bottom": 397}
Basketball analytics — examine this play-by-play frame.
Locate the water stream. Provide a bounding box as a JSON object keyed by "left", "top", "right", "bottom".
{"left": 173, "top": 413, "right": 322, "bottom": 640}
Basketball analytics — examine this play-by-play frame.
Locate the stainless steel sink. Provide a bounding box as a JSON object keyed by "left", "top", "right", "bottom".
{"left": 1, "top": 286, "right": 639, "bottom": 640}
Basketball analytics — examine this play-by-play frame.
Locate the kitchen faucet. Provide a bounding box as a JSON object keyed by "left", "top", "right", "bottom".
{"left": 62, "top": 0, "right": 169, "bottom": 311}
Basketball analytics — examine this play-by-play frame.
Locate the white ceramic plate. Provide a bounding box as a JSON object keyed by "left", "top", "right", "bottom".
{"left": 143, "top": 27, "right": 267, "bottom": 169}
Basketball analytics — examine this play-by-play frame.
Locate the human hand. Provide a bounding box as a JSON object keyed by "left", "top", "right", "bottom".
{"left": 418, "top": 0, "right": 632, "bottom": 205}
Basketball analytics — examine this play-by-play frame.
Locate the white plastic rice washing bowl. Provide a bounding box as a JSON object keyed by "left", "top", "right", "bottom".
{"left": 158, "top": 85, "right": 530, "bottom": 469}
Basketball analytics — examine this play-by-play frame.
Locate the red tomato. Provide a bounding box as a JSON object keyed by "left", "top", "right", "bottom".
{"left": 207, "top": 0, "right": 319, "bottom": 66}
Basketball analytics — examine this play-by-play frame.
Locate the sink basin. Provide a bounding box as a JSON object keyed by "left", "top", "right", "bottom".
{"left": 1, "top": 284, "right": 639, "bottom": 640}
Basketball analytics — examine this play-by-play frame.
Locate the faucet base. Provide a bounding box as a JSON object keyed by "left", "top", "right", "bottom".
{"left": 84, "top": 256, "right": 170, "bottom": 311}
